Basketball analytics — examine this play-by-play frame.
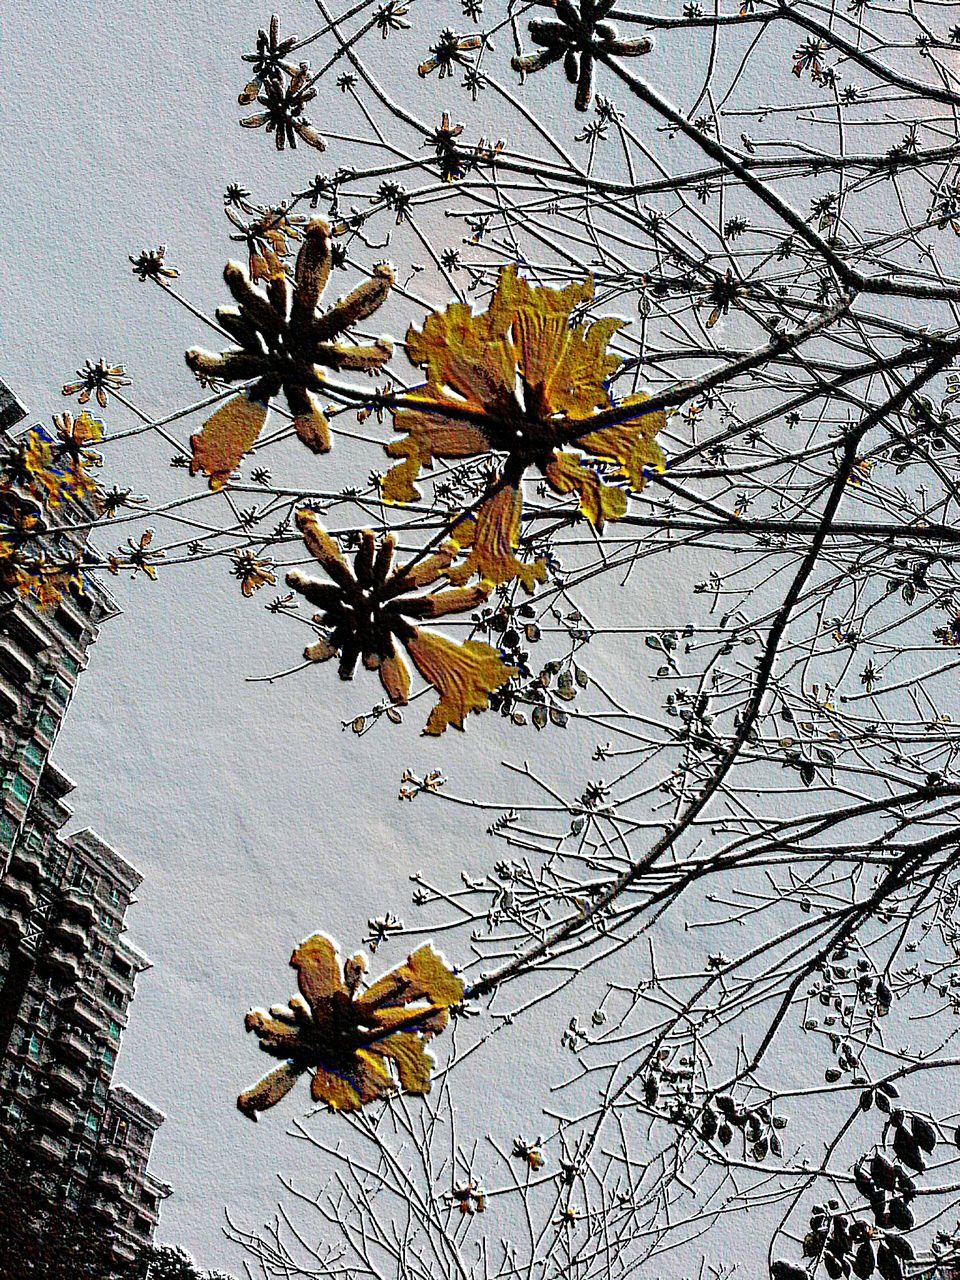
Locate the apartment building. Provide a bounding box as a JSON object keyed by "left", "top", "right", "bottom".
{"left": 0, "top": 376, "right": 171, "bottom": 1266}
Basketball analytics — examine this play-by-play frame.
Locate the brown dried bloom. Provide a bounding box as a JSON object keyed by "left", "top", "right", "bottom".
{"left": 286, "top": 508, "right": 516, "bottom": 734}
{"left": 185, "top": 220, "right": 394, "bottom": 489}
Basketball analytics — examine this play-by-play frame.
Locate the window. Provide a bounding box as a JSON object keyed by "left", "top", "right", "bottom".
{"left": 9, "top": 774, "right": 32, "bottom": 805}
{"left": 84, "top": 1111, "right": 99, "bottom": 1135}
{"left": 27, "top": 1035, "right": 40, "bottom": 1060}
{"left": 108, "top": 1019, "right": 121, "bottom": 1041}
{"left": 0, "top": 814, "right": 15, "bottom": 847}
{"left": 61, "top": 654, "right": 79, "bottom": 675}
{"left": 21, "top": 742, "right": 44, "bottom": 770}
{"left": 102, "top": 1047, "right": 115, "bottom": 1068}
{"left": 48, "top": 678, "right": 70, "bottom": 707}
{"left": 37, "top": 711, "right": 57, "bottom": 738}
{"left": 54, "top": 608, "right": 84, "bottom": 644}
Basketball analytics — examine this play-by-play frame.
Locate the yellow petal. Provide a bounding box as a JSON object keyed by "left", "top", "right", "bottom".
{"left": 383, "top": 410, "right": 490, "bottom": 506}
{"left": 357, "top": 943, "right": 464, "bottom": 1013}
{"left": 446, "top": 484, "right": 547, "bottom": 592}
{"left": 578, "top": 394, "right": 666, "bottom": 491}
{"left": 237, "top": 1060, "right": 304, "bottom": 1120}
{"left": 404, "top": 630, "right": 516, "bottom": 735}
{"left": 368, "top": 1032, "right": 434, "bottom": 1095}
{"left": 291, "top": 934, "right": 346, "bottom": 1013}
{"left": 286, "top": 386, "right": 331, "bottom": 454}
{"left": 189, "top": 394, "right": 268, "bottom": 491}
{"left": 309, "top": 1065, "right": 363, "bottom": 1112}
{"left": 545, "top": 450, "right": 627, "bottom": 531}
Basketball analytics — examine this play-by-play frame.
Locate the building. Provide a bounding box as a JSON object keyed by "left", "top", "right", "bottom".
{"left": 0, "top": 377, "right": 170, "bottom": 1266}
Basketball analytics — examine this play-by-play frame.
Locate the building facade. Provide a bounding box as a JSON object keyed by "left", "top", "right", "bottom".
{"left": 0, "top": 377, "right": 170, "bottom": 1266}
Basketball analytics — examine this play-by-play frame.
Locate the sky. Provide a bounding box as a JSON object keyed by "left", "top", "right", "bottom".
{"left": 3, "top": 1, "right": 721, "bottom": 1271}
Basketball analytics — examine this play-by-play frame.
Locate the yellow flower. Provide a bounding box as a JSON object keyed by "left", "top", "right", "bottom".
{"left": 383, "top": 265, "right": 666, "bottom": 589}
{"left": 238, "top": 934, "right": 463, "bottom": 1118}
{"left": 286, "top": 509, "right": 516, "bottom": 734}
{"left": 186, "top": 220, "right": 394, "bottom": 490}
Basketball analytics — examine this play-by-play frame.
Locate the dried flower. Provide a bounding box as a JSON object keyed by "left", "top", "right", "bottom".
{"left": 418, "top": 29, "right": 483, "bottom": 78}
{"left": 286, "top": 509, "right": 515, "bottom": 734}
{"left": 231, "top": 550, "right": 277, "bottom": 597}
{"left": 130, "top": 245, "right": 180, "bottom": 282}
{"left": 239, "top": 15, "right": 299, "bottom": 104}
{"left": 62, "top": 359, "right": 130, "bottom": 408}
{"left": 240, "top": 63, "right": 326, "bottom": 151}
{"left": 512, "top": 0, "right": 653, "bottom": 112}
{"left": 237, "top": 934, "right": 463, "bottom": 1117}
{"left": 185, "top": 220, "right": 394, "bottom": 489}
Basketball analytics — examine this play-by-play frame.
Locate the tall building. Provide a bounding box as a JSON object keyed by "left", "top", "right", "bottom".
{"left": 0, "top": 377, "right": 171, "bottom": 1267}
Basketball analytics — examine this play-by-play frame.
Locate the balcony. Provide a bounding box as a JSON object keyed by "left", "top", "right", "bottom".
{"left": 0, "top": 869, "right": 37, "bottom": 914}
{"left": 88, "top": 1193, "right": 119, "bottom": 1224}
{"left": 0, "top": 600, "right": 51, "bottom": 656}
{"left": 46, "top": 915, "right": 91, "bottom": 956}
{"left": 58, "top": 889, "right": 96, "bottom": 928}
{"left": 66, "top": 997, "right": 104, "bottom": 1035}
{"left": 111, "top": 1239, "right": 139, "bottom": 1265}
{"left": 37, "top": 944, "right": 83, "bottom": 985}
{"left": 0, "top": 902, "right": 26, "bottom": 943}
{"left": 31, "top": 1130, "right": 68, "bottom": 1163}
{"left": 54, "top": 1026, "right": 95, "bottom": 1065}
{"left": 97, "top": 1141, "right": 129, "bottom": 1172}
{"left": 0, "top": 639, "right": 34, "bottom": 687}
{"left": 33, "top": 1093, "right": 77, "bottom": 1132}
{"left": 93, "top": 1168, "right": 126, "bottom": 1196}
{"left": 8, "top": 846, "right": 44, "bottom": 882}
{"left": 46, "top": 1060, "right": 84, "bottom": 1097}
{"left": 0, "top": 671, "right": 20, "bottom": 718}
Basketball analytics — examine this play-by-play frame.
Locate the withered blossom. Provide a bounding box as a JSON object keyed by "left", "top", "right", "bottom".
{"left": 231, "top": 550, "right": 277, "bottom": 597}
{"left": 237, "top": 934, "right": 463, "bottom": 1117}
{"left": 374, "top": 0, "right": 411, "bottom": 38}
{"left": 225, "top": 203, "right": 306, "bottom": 282}
{"left": 382, "top": 265, "right": 665, "bottom": 590}
{"left": 129, "top": 246, "right": 179, "bottom": 282}
{"left": 62, "top": 358, "right": 130, "bottom": 409}
{"left": 107, "top": 529, "right": 164, "bottom": 580}
{"left": 285, "top": 508, "right": 516, "bottom": 735}
{"left": 418, "top": 29, "right": 483, "bottom": 78}
{"left": 240, "top": 63, "right": 326, "bottom": 151}
{"left": 512, "top": 0, "right": 653, "bottom": 112}
{"left": 185, "top": 220, "right": 394, "bottom": 490}
{"left": 239, "top": 14, "right": 299, "bottom": 104}
{"left": 426, "top": 112, "right": 468, "bottom": 182}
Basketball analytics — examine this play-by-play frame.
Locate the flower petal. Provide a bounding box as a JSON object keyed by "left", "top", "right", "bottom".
{"left": 313, "top": 264, "right": 395, "bottom": 343}
{"left": 545, "top": 450, "right": 627, "bottom": 531}
{"left": 357, "top": 943, "right": 464, "bottom": 1012}
{"left": 404, "top": 630, "right": 516, "bottom": 734}
{"left": 290, "top": 933, "right": 346, "bottom": 1014}
{"left": 290, "top": 220, "right": 332, "bottom": 332}
{"left": 445, "top": 483, "right": 547, "bottom": 592}
{"left": 237, "top": 1060, "right": 305, "bottom": 1121}
{"left": 284, "top": 385, "right": 331, "bottom": 454}
{"left": 577, "top": 394, "right": 666, "bottom": 491}
{"left": 189, "top": 394, "right": 269, "bottom": 492}
{"left": 367, "top": 1031, "right": 434, "bottom": 1095}
{"left": 383, "top": 410, "right": 490, "bottom": 505}
{"left": 379, "top": 650, "right": 411, "bottom": 704}
{"left": 294, "top": 509, "right": 355, "bottom": 590}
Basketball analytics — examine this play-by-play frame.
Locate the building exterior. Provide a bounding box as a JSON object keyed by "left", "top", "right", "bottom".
{"left": 0, "top": 377, "right": 170, "bottom": 1267}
